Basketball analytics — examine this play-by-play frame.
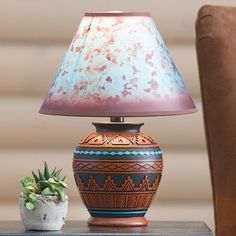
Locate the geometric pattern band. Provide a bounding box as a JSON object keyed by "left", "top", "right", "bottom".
{"left": 76, "top": 175, "right": 160, "bottom": 192}
{"left": 73, "top": 160, "right": 163, "bottom": 172}
{"left": 74, "top": 150, "right": 162, "bottom": 156}
{"left": 81, "top": 191, "right": 155, "bottom": 210}
{"left": 75, "top": 171, "right": 161, "bottom": 211}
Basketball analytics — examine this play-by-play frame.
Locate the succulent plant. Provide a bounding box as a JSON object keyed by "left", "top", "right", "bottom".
{"left": 21, "top": 162, "right": 67, "bottom": 210}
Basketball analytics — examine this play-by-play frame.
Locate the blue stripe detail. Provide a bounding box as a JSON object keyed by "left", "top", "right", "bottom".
{"left": 89, "top": 210, "right": 147, "bottom": 215}
{"left": 74, "top": 150, "right": 162, "bottom": 156}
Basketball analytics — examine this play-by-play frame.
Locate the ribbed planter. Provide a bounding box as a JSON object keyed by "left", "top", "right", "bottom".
{"left": 20, "top": 193, "right": 68, "bottom": 231}
{"left": 73, "top": 122, "right": 163, "bottom": 226}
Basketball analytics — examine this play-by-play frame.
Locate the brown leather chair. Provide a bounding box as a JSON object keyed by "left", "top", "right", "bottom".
{"left": 196, "top": 5, "right": 236, "bottom": 236}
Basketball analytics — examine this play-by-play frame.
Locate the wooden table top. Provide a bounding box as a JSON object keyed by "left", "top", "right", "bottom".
{"left": 0, "top": 221, "right": 213, "bottom": 236}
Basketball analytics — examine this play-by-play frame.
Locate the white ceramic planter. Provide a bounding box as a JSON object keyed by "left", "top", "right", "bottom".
{"left": 20, "top": 193, "right": 68, "bottom": 231}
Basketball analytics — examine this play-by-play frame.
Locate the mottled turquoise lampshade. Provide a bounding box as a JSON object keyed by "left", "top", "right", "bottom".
{"left": 40, "top": 12, "right": 196, "bottom": 117}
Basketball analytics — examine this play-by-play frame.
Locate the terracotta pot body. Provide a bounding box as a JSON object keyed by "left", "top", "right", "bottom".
{"left": 73, "top": 122, "right": 163, "bottom": 227}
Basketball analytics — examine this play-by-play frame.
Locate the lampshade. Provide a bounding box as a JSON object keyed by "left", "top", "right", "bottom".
{"left": 39, "top": 12, "right": 196, "bottom": 117}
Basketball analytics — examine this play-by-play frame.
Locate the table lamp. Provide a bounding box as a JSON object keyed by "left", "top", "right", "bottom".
{"left": 39, "top": 12, "right": 196, "bottom": 227}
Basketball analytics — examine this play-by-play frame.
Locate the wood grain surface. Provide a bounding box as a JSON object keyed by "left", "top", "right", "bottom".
{"left": 0, "top": 221, "right": 213, "bottom": 236}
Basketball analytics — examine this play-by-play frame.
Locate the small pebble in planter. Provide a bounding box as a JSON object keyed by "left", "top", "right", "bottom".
{"left": 19, "top": 162, "right": 68, "bottom": 231}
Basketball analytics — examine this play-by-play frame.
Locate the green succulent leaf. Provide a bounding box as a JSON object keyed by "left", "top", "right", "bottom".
{"left": 48, "top": 178, "right": 57, "bottom": 184}
{"left": 55, "top": 169, "right": 62, "bottom": 178}
{"left": 38, "top": 169, "right": 45, "bottom": 181}
{"left": 59, "top": 181, "right": 67, "bottom": 188}
{"left": 49, "top": 184, "right": 56, "bottom": 192}
{"left": 25, "top": 201, "right": 35, "bottom": 210}
{"left": 21, "top": 176, "right": 33, "bottom": 187}
{"left": 23, "top": 189, "right": 31, "bottom": 195}
{"left": 41, "top": 187, "right": 54, "bottom": 196}
{"left": 51, "top": 167, "right": 56, "bottom": 176}
{"left": 25, "top": 185, "right": 35, "bottom": 191}
{"left": 43, "top": 162, "right": 50, "bottom": 180}
{"left": 29, "top": 193, "right": 37, "bottom": 202}
{"left": 32, "top": 171, "right": 39, "bottom": 182}
{"left": 39, "top": 180, "right": 51, "bottom": 187}
{"left": 61, "top": 176, "right": 66, "bottom": 181}
{"left": 57, "top": 189, "right": 65, "bottom": 202}
{"left": 36, "top": 182, "right": 42, "bottom": 193}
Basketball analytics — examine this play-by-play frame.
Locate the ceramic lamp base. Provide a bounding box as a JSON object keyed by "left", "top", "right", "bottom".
{"left": 88, "top": 216, "right": 148, "bottom": 227}
{"left": 73, "top": 122, "right": 163, "bottom": 227}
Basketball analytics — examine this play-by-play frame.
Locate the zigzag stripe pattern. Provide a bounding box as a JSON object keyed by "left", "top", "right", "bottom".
{"left": 80, "top": 192, "right": 155, "bottom": 210}
{"left": 78, "top": 133, "right": 158, "bottom": 147}
{"left": 73, "top": 160, "right": 163, "bottom": 172}
{"left": 76, "top": 175, "right": 160, "bottom": 192}
{"left": 74, "top": 150, "right": 162, "bottom": 156}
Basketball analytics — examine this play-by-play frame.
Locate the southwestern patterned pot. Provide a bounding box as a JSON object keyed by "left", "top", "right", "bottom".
{"left": 73, "top": 122, "right": 163, "bottom": 226}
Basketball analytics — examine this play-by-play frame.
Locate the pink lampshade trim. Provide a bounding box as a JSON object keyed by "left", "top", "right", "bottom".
{"left": 84, "top": 12, "right": 151, "bottom": 17}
